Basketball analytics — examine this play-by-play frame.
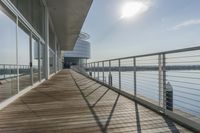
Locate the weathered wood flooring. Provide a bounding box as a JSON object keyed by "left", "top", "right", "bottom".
{"left": 0, "top": 70, "right": 192, "bottom": 133}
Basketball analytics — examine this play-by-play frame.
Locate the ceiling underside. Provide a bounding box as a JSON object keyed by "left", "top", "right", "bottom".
{"left": 46, "top": 0, "right": 93, "bottom": 50}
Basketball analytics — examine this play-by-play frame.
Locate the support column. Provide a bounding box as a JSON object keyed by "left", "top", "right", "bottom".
{"left": 54, "top": 37, "right": 57, "bottom": 72}
{"left": 44, "top": 6, "right": 49, "bottom": 79}
{"left": 38, "top": 40, "right": 41, "bottom": 81}
{"left": 16, "top": 16, "right": 19, "bottom": 92}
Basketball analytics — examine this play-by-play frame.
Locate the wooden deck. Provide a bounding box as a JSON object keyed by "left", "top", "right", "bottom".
{"left": 0, "top": 70, "right": 192, "bottom": 133}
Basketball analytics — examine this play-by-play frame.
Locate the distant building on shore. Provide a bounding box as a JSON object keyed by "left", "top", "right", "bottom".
{"left": 63, "top": 33, "right": 91, "bottom": 68}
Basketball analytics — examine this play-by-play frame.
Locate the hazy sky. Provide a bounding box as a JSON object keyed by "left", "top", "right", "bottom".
{"left": 81, "top": 0, "right": 200, "bottom": 62}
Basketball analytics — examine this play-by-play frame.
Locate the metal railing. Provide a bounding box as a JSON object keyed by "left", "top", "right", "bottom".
{"left": 0, "top": 64, "right": 30, "bottom": 80}
{"left": 73, "top": 46, "right": 200, "bottom": 132}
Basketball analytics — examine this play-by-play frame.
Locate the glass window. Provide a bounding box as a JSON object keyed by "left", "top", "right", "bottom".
{"left": 18, "top": 22, "right": 31, "bottom": 90}
{"left": 40, "top": 43, "right": 45, "bottom": 79}
{"left": 32, "top": 36, "right": 39, "bottom": 83}
{"left": 49, "top": 25, "right": 55, "bottom": 51}
{"left": 32, "top": 0, "right": 45, "bottom": 38}
{"left": 49, "top": 49, "right": 55, "bottom": 74}
{"left": 0, "top": 3, "right": 17, "bottom": 102}
{"left": 11, "top": 0, "right": 45, "bottom": 38}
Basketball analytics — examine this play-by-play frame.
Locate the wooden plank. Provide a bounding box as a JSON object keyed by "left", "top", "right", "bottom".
{"left": 0, "top": 70, "right": 192, "bottom": 133}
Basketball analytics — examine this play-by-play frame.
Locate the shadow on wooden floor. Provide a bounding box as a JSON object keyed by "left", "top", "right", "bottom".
{"left": 70, "top": 71, "right": 181, "bottom": 133}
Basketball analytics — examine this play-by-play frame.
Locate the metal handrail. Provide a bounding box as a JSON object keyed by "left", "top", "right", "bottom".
{"left": 89, "top": 46, "right": 200, "bottom": 63}
{"left": 74, "top": 45, "right": 200, "bottom": 132}
{"left": 0, "top": 64, "right": 30, "bottom": 80}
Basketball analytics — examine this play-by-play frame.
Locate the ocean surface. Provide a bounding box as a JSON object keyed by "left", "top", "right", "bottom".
{"left": 89, "top": 70, "right": 200, "bottom": 118}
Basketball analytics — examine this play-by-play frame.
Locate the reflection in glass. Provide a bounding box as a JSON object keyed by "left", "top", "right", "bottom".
{"left": 10, "top": 0, "right": 45, "bottom": 38}
{"left": 49, "top": 49, "right": 55, "bottom": 74}
{"left": 40, "top": 43, "right": 45, "bottom": 79}
{"left": 18, "top": 22, "right": 31, "bottom": 90}
{"left": 49, "top": 25, "right": 55, "bottom": 51}
{"left": 0, "top": 4, "right": 17, "bottom": 102}
{"left": 32, "top": 37, "right": 39, "bottom": 83}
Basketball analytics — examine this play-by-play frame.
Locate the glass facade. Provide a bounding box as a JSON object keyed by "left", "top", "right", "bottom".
{"left": 0, "top": 3, "right": 18, "bottom": 101}
{"left": 0, "top": 3, "right": 16, "bottom": 65}
{"left": 32, "top": 36, "right": 39, "bottom": 83}
{"left": 18, "top": 22, "right": 31, "bottom": 90}
{"left": 64, "top": 39, "right": 90, "bottom": 58}
{"left": 49, "top": 25, "right": 58, "bottom": 74}
{"left": 0, "top": 1, "right": 62, "bottom": 103}
{"left": 49, "top": 49, "right": 55, "bottom": 74}
{"left": 49, "top": 25, "right": 55, "bottom": 51}
{"left": 40, "top": 43, "right": 45, "bottom": 79}
{"left": 11, "top": 0, "right": 45, "bottom": 38}
{"left": 64, "top": 34, "right": 90, "bottom": 68}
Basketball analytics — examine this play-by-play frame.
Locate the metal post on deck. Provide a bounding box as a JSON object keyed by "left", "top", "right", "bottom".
{"left": 3, "top": 64, "right": 6, "bottom": 79}
{"left": 97, "top": 62, "right": 99, "bottom": 80}
{"left": 158, "top": 54, "right": 163, "bottom": 107}
{"left": 166, "top": 82, "right": 173, "bottom": 111}
{"left": 78, "top": 60, "right": 80, "bottom": 71}
{"left": 89, "top": 63, "right": 92, "bottom": 77}
{"left": 119, "top": 59, "right": 121, "bottom": 89}
{"left": 133, "top": 57, "right": 136, "bottom": 96}
{"left": 162, "top": 54, "right": 173, "bottom": 112}
{"left": 94, "top": 62, "right": 96, "bottom": 79}
{"left": 102, "top": 61, "right": 105, "bottom": 83}
{"left": 85, "top": 63, "right": 87, "bottom": 73}
{"left": 109, "top": 60, "right": 112, "bottom": 86}
{"left": 162, "top": 53, "right": 167, "bottom": 113}
{"left": 91, "top": 63, "right": 93, "bottom": 77}
{"left": 86, "top": 59, "right": 88, "bottom": 73}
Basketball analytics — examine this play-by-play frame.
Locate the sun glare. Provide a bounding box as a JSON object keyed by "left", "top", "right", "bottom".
{"left": 121, "top": 1, "right": 148, "bottom": 19}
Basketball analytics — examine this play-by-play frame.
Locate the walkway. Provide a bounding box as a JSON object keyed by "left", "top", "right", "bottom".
{"left": 0, "top": 70, "right": 192, "bottom": 133}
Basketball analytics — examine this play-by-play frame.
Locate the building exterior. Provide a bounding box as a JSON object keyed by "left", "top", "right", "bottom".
{"left": 0, "top": 0, "right": 92, "bottom": 107}
{"left": 64, "top": 32, "right": 91, "bottom": 68}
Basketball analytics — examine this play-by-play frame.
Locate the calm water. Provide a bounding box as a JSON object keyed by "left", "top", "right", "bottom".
{"left": 90, "top": 71, "right": 200, "bottom": 118}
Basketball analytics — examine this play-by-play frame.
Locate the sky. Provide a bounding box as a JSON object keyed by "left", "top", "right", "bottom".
{"left": 81, "top": 0, "right": 200, "bottom": 62}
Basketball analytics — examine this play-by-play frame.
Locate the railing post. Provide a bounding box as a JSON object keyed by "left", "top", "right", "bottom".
{"left": 109, "top": 60, "right": 112, "bottom": 86}
{"left": 102, "top": 61, "right": 105, "bottom": 83}
{"left": 86, "top": 59, "right": 88, "bottom": 70}
{"left": 162, "top": 53, "right": 167, "bottom": 113}
{"left": 85, "top": 63, "right": 87, "bottom": 70}
{"left": 91, "top": 63, "right": 93, "bottom": 77}
{"left": 3, "top": 64, "right": 6, "bottom": 79}
{"left": 89, "top": 63, "right": 92, "bottom": 77}
{"left": 161, "top": 54, "right": 173, "bottom": 112}
{"left": 94, "top": 62, "right": 96, "bottom": 79}
{"left": 78, "top": 60, "right": 81, "bottom": 71}
{"left": 119, "top": 59, "right": 121, "bottom": 90}
{"left": 97, "top": 62, "right": 99, "bottom": 80}
{"left": 133, "top": 58, "right": 137, "bottom": 96}
{"left": 158, "top": 54, "right": 163, "bottom": 107}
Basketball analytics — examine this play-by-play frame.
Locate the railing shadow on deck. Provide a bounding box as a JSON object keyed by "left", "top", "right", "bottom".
{"left": 71, "top": 72, "right": 181, "bottom": 133}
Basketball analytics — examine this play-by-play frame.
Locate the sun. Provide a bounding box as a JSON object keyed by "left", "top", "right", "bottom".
{"left": 121, "top": 1, "right": 148, "bottom": 19}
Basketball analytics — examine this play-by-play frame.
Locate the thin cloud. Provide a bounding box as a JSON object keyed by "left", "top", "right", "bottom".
{"left": 171, "top": 19, "right": 200, "bottom": 30}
